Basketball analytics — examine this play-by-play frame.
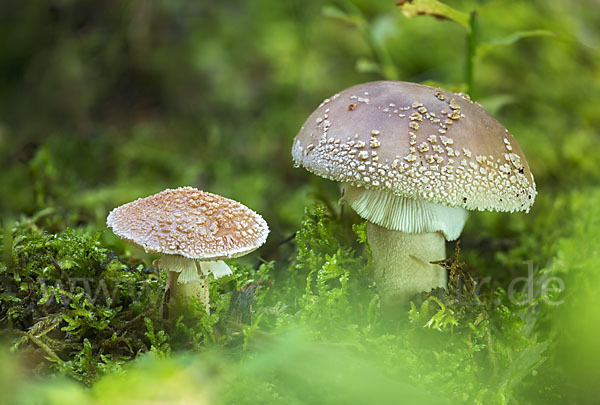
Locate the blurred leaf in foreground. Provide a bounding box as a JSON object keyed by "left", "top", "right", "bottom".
{"left": 397, "top": 0, "right": 470, "bottom": 29}
{"left": 477, "top": 29, "right": 556, "bottom": 60}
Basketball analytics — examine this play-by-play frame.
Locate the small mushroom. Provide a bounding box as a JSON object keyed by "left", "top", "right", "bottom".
{"left": 106, "top": 187, "right": 269, "bottom": 313}
{"left": 292, "top": 81, "right": 536, "bottom": 306}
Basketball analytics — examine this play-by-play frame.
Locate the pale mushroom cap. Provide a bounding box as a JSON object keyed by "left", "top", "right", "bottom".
{"left": 292, "top": 81, "right": 536, "bottom": 213}
{"left": 106, "top": 187, "right": 269, "bottom": 260}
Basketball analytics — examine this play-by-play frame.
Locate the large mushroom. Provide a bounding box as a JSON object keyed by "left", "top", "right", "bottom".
{"left": 292, "top": 81, "right": 536, "bottom": 306}
{"left": 107, "top": 187, "right": 269, "bottom": 313}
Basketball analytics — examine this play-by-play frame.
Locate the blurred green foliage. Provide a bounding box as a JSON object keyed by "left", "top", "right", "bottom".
{"left": 1, "top": 0, "right": 600, "bottom": 403}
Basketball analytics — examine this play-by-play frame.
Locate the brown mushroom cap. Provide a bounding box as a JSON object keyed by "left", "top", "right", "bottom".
{"left": 106, "top": 187, "right": 269, "bottom": 260}
{"left": 292, "top": 81, "right": 536, "bottom": 213}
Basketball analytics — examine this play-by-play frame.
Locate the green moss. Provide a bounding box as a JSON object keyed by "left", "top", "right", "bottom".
{"left": 1, "top": 204, "right": 563, "bottom": 403}
{"left": 0, "top": 221, "right": 165, "bottom": 383}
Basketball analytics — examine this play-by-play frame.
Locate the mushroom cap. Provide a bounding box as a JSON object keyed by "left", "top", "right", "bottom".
{"left": 292, "top": 81, "right": 536, "bottom": 213}
{"left": 106, "top": 187, "right": 269, "bottom": 260}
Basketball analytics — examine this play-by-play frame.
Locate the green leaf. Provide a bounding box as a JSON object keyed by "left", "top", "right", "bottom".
{"left": 242, "top": 312, "right": 264, "bottom": 353}
{"left": 498, "top": 341, "right": 549, "bottom": 394}
{"left": 477, "top": 30, "right": 556, "bottom": 59}
{"left": 144, "top": 317, "right": 171, "bottom": 357}
{"left": 355, "top": 58, "right": 381, "bottom": 74}
{"left": 477, "top": 94, "right": 518, "bottom": 116}
{"left": 423, "top": 296, "right": 459, "bottom": 331}
{"left": 352, "top": 222, "right": 368, "bottom": 244}
{"left": 397, "top": 0, "right": 470, "bottom": 29}
{"left": 322, "top": 4, "right": 363, "bottom": 27}
{"left": 0, "top": 292, "right": 19, "bottom": 303}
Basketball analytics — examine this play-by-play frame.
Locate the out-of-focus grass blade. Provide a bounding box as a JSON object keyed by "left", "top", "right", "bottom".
{"left": 322, "top": 4, "right": 364, "bottom": 27}
{"left": 477, "top": 94, "right": 518, "bottom": 116}
{"left": 355, "top": 58, "right": 381, "bottom": 74}
{"left": 397, "top": 0, "right": 470, "bottom": 29}
{"left": 477, "top": 30, "right": 556, "bottom": 60}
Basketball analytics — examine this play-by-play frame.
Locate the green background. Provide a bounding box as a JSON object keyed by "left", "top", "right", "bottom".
{"left": 1, "top": 0, "right": 600, "bottom": 403}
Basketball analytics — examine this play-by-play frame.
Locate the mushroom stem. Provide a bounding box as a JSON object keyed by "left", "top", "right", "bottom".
{"left": 367, "top": 222, "right": 446, "bottom": 307}
{"left": 165, "top": 271, "right": 210, "bottom": 314}
{"left": 158, "top": 256, "right": 212, "bottom": 316}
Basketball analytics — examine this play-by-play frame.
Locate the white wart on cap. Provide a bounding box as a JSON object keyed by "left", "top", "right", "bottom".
{"left": 292, "top": 81, "right": 536, "bottom": 238}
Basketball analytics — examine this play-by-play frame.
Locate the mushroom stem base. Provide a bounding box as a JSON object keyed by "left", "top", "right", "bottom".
{"left": 164, "top": 271, "right": 210, "bottom": 315}
{"left": 367, "top": 222, "right": 446, "bottom": 307}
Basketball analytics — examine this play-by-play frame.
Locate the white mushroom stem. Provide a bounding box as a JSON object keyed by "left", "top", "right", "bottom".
{"left": 340, "top": 185, "right": 468, "bottom": 305}
{"left": 166, "top": 271, "right": 210, "bottom": 314}
{"left": 159, "top": 255, "right": 233, "bottom": 315}
{"left": 367, "top": 222, "right": 447, "bottom": 306}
